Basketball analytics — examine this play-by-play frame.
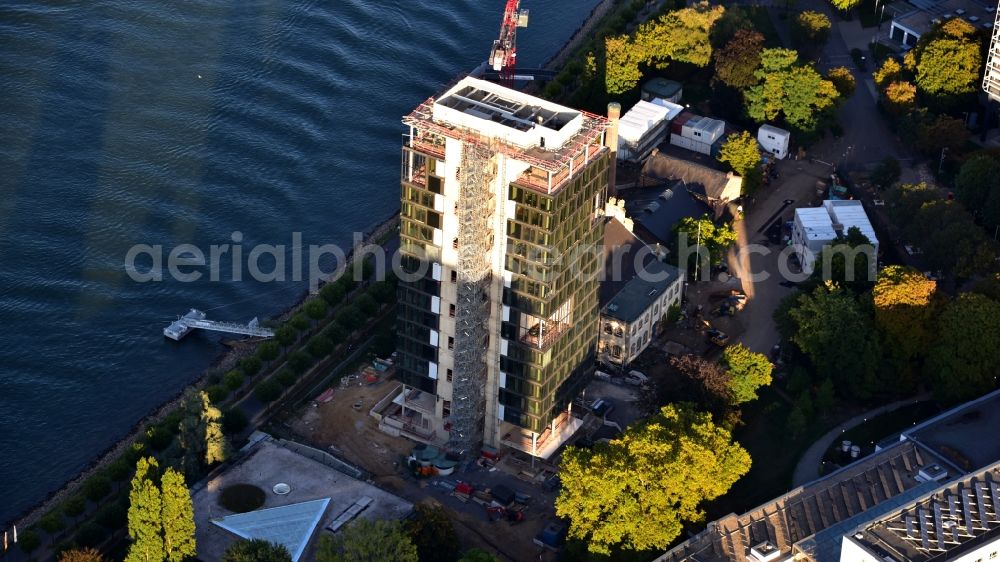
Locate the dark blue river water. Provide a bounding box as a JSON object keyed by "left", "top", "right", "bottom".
{"left": 0, "top": 0, "right": 599, "bottom": 526}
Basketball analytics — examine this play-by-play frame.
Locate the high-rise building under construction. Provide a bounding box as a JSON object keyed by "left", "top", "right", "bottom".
{"left": 386, "top": 76, "right": 611, "bottom": 459}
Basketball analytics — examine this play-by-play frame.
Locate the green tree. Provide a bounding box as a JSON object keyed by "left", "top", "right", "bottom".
{"left": 18, "top": 529, "right": 41, "bottom": 555}
{"left": 277, "top": 369, "right": 298, "bottom": 388}
{"left": 746, "top": 49, "right": 840, "bottom": 132}
{"left": 791, "top": 11, "right": 832, "bottom": 54}
{"left": 108, "top": 456, "right": 132, "bottom": 484}
{"left": 64, "top": 495, "right": 86, "bottom": 521}
{"left": 356, "top": 294, "right": 379, "bottom": 316}
{"left": 605, "top": 3, "right": 726, "bottom": 93}
{"left": 885, "top": 182, "right": 937, "bottom": 227}
{"left": 305, "top": 299, "right": 328, "bottom": 320}
{"left": 288, "top": 351, "right": 313, "bottom": 374}
{"left": 275, "top": 325, "right": 297, "bottom": 347}
{"left": 254, "top": 380, "right": 283, "bottom": 403}
{"left": 458, "top": 549, "right": 500, "bottom": 562}
{"left": 178, "top": 389, "right": 230, "bottom": 476}
{"left": 907, "top": 199, "right": 993, "bottom": 277}
{"left": 786, "top": 400, "right": 809, "bottom": 437}
{"left": 927, "top": 293, "right": 1000, "bottom": 403}
{"left": 256, "top": 341, "right": 280, "bottom": 362}
{"left": 240, "top": 356, "right": 262, "bottom": 376}
{"left": 320, "top": 282, "right": 346, "bottom": 306}
{"left": 59, "top": 547, "right": 105, "bottom": 562}
{"left": 221, "top": 539, "right": 292, "bottom": 562}
{"left": 290, "top": 313, "right": 311, "bottom": 332}
{"left": 713, "top": 29, "right": 765, "bottom": 89}
{"left": 717, "top": 131, "right": 761, "bottom": 177}
{"left": 815, "top": 378, "right": 836, "bottom": 415}
{"left": 221, "top": 408, "right": 249, "bottom": 434}
{"left": 555, "top": 404, "right": 750, "bottom": 554}
{"left": 913, "top": 19, "right": 982, "bottom": 96}
{"left": 827, "top": 66, "right": 856, "bottom": 97}
{"left": 811, "top": 226, "right": 877, "bottom": 293}
{"left": 916, "top": 114, "right": 969, "bottom": 158}
{"left": 307, "top": 335, "right": 334, "bottom": 358}
{"left": 674, "top": 215, "right": 738, "bottom": 270}
{"left": 336, "top": 305, "right": 365, "bottom": 331}
{"left": 956, "top": 155, "right": 1000, "bottom": 212}
{"left": 224, "top": 370, "right": 245, "bottom": 391}
{"left": 873, "top": 266, "right": 938, "bottom": 391}
{"left": 84, "top": 474, "right": 112, "bottom": 502}
{"left": 787, "top": 283, "right": 880, "bottom": 398}
{"left": 126, "top": 457, "right": 164, "bottom": 562}
{"left": 161, "top": 468, "right": 196, "bottom": 562}
{"left": 316, "top": 519, "right": 418, "bottom": 562}
{"left": 721, "top": 344, "right": 773, "bottom": 404}
{"left": 368, "top": 280, "right": 397, "bottom": 304}
{"left": 405, "top": 504, "right": 460, "bottom": 562}
{"left": 871, "top": 156, "right": 901, "bottom": 190}
{"left": 40, "top": 510, "right": 66, "bottom": 533}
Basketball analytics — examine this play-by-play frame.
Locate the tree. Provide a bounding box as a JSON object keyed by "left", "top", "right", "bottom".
{"left": 290, "top": 313, "right": 311, "bottom": 332}
{"left": 356, "top": 294, "right": 379, "bottom": 315}
{"left": 458, "top": 549, "right": 500, "bottom": 562}
{"left": 555, "top": 403, "right": 750, "bottom": 554}
{"left": 305, "top": 299, "right": 328, "bottom": 320}
{"left": 336, "top": 305, "right": 365, "bottom": 331}
{"left": 84, "top": 474, "right": 112, "bottom": 502}
{"left": 316, "top": 519, "right": 418, "bottom": 562}
{"left": 792, "top": 11, "right": 832, "bottom": 54}
{"left": 721, "top": 344, "right": 773, "bottom": 404}
{"left": 870, "top": 156, "right": 901, "bottom": 190}
{"left": 224, "top": 370, "right": 245, "bottom": 391}
{"left": 59, "top": 547, "right": 105, "bottom": 562}
{"left": 257, "top": 341, "right": 280, "bottom": 362}
{"left": 40, "top": 509, "right": 67, "bottom": 533}
{"left": 811, "top": 226, "right": 877, "bottom": 293}
{"left": 287, "top": 350, "right": 313, "bottom": 374}
{"left": 405, "top": 503, "right": 459, "bottom": 562}
{"left": 827, "top": 67, "right": 856, "bottom": 98}
{"left": 787, "top": 283, "right": 881, "bottom": 399}
{"left": 274, "top": 325, "right": 297, "bottom": 347}
{"left": 717, "top": 131, "right": 761, "bottom": 177}
{"left": 713, "top": 29, "right": 765, "bottom": 89}
{"left": 885, "top": 182, "right": 937, "bottom": 227}
{"left": 240, "top": 356, "right": 262, "bottom": 376}
{"left": 18, "top": 530, "right": 41, "bottom": 555}
{"left": 873, "top": 266, "right": 938, "bottom": 391}
{"left": 786, "top": 399, "right": 809, "bottom": 437}
{"left": 927, "top": 293, "right": 1000, "bottom": 403}
{"left": 178, "top": 389, "right": 230, "bottom": 476}
{"left": 221, "top": 408, "right": 249, "bottom": 434}
{"left": 673, "top": 215, "right": 738, "bottom": 270}
{"left": 815, "top": 378, "right": 836, "bottom": 414}
{"left": 883, "top": 81, "right": 917, "bottom": 115}
{"left": 907, "top": 200, "right": 993, "bottom": 278}
{"left": 916, "top": 115, "right": 969, "bottom": 158}
{"left": 254, "top": 380, "right": 283, "bottom": 403}
{"left": 320, "top": 281, "right": 346, "bottom": 306}
{"left": 746, "top": 49, "right": 840, "bottom": 132}
{"left": 956, "top": 155, "right": 1000, "bottom": 212}
{"left": 221, "top": 539, "right": 292, "bottom": 562}
{"left": 64, "top": 495, "right": 86, "bottom": 521}
{"left": 874, "top": 58, "right": 902, "bottom": 89}
{"left": 829, "top": 0, "right": 861, "bottom": 10}
{"left": 604, "top": 3, "right": 726, "bottom": 93}
{"left": 913, "top": 19, "right": 982, "bottom": 96}
{"left": 126, "top": 457, "right": 164, "bottom": 562}
{"left": 307, "top": 335, "right": 334, "bottom": 358}
{"left": 161, "top": 468, "right": 196, "bottom": 562}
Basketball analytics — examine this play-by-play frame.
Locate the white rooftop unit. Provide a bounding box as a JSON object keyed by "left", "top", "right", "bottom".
{"left": 617, "top": 100, "right": 670, "bottom": 162}
{"left": 680, "top": 115, "right": 725, "bottom": 145}
{"left": 758, "top": 124, "right": 790, "bottom": 160}
{"left": 649, "top": 98, "right": 685, "bottom": 121}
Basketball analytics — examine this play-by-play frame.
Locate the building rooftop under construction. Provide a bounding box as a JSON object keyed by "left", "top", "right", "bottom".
{"left": 404, "top": 76, "right": 608, "bottom": 193}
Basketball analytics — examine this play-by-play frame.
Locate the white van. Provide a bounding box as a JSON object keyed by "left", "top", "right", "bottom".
{"left": 626, "top": 370, "right": 649, "bottom": 386}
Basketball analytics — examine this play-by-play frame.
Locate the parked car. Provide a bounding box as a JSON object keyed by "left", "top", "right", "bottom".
{"left": 706, "top": 329, "right": 729, "bottom": 347}
{"left": 591, "top": 398, "right": 614, "bottom": 417}
{"left": 594, "top": 370, "right": 613, "bottom": 382}
{"left": 625, "top": 370, "right": 648, "bottom": 386}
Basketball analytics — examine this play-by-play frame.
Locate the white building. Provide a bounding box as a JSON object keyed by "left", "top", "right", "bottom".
{"left": 670, "top": 114, "right": 726, "bottom": 156}
{"left": 758, "top": 124, "right": 790, "bottom": 160}
{"left": 598, "top": 216, "right": 683, "bottom": 369}
{"left": 792, "top": 200, "right": 878, "bottom": 275}
{"left": 618, "top": 100, "right": 671, "bottom": 162}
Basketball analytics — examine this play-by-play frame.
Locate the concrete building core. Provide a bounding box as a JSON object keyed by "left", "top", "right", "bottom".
{"left": 388, "top": 76, "right": 610, "bottom": 459}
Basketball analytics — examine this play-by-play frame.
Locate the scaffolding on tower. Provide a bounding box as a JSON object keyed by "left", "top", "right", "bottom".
{"left": 488, "top": 0, "right": 529, "bottom": 87}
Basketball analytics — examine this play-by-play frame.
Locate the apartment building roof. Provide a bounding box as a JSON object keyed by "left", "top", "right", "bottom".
{"left": 847, "top": 461, "right": 1000, "bottom": 562}
{"left": 904, "top": 389, "right": 1000, "bottom": 473}
{"left": 601, "top": 217, "right": 681, "bottom": 323}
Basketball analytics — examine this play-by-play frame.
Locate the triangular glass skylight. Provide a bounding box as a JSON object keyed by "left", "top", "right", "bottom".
{"left": 212, "top": 497, "right": 330, "bottom": 562}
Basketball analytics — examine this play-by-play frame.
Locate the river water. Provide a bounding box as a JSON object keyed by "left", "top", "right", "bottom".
{"left": 0, "top": 0, "right": 599, "bottom": 526}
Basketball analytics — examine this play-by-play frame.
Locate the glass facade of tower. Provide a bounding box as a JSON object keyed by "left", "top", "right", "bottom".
{"left": 499, "top": 154, "right": 609, "bottom": 433}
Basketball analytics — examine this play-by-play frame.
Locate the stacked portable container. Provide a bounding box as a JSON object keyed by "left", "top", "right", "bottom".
{"left": 669, "top": 114, "right": 726, "bottom": 156}
{"left": 617, "top": 100, "right": 671, "bottom": 162}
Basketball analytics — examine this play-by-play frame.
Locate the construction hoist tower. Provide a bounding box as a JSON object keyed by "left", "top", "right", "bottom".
{"left": 447, "top": 142, "right": 498, "bottom": 456}
{"left": 984, "top": 7, "right": 1000, "bottom": 102}
{"left": 489, "top": 0, "right": 529, "bottom": 87}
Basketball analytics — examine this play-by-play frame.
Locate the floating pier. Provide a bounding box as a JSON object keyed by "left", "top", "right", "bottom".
{"left": 164, "top": 309, "right": 274, "bottom": 341}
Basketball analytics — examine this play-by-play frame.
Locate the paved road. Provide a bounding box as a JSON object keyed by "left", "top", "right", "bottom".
{"left": 791, "top": 395, "right": 931, "bottom": 486}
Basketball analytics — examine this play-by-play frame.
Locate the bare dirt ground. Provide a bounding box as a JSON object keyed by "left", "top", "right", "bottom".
{"left": 285, "top": 376, "right": 560, "bottom": 562}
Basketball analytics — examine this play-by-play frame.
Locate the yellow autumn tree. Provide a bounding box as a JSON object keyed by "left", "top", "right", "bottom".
{"left": 873, "top": 266, "right": 938, "bottom": 391}
{"left": 555, "top": 404, "right": 750, "bottom": 554}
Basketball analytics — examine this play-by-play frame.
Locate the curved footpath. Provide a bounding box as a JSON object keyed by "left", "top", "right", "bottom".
{"left": 791, "top": 394, "right": 931, "bottom": 487}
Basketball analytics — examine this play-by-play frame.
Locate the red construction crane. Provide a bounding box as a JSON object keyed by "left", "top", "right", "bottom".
{"left": 488, "top": 0, "right": 529, "bottom": 87}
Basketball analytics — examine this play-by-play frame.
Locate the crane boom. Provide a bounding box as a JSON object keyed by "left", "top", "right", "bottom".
{"left": 488, "top": 0, "right": 528, "bottom": 87}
